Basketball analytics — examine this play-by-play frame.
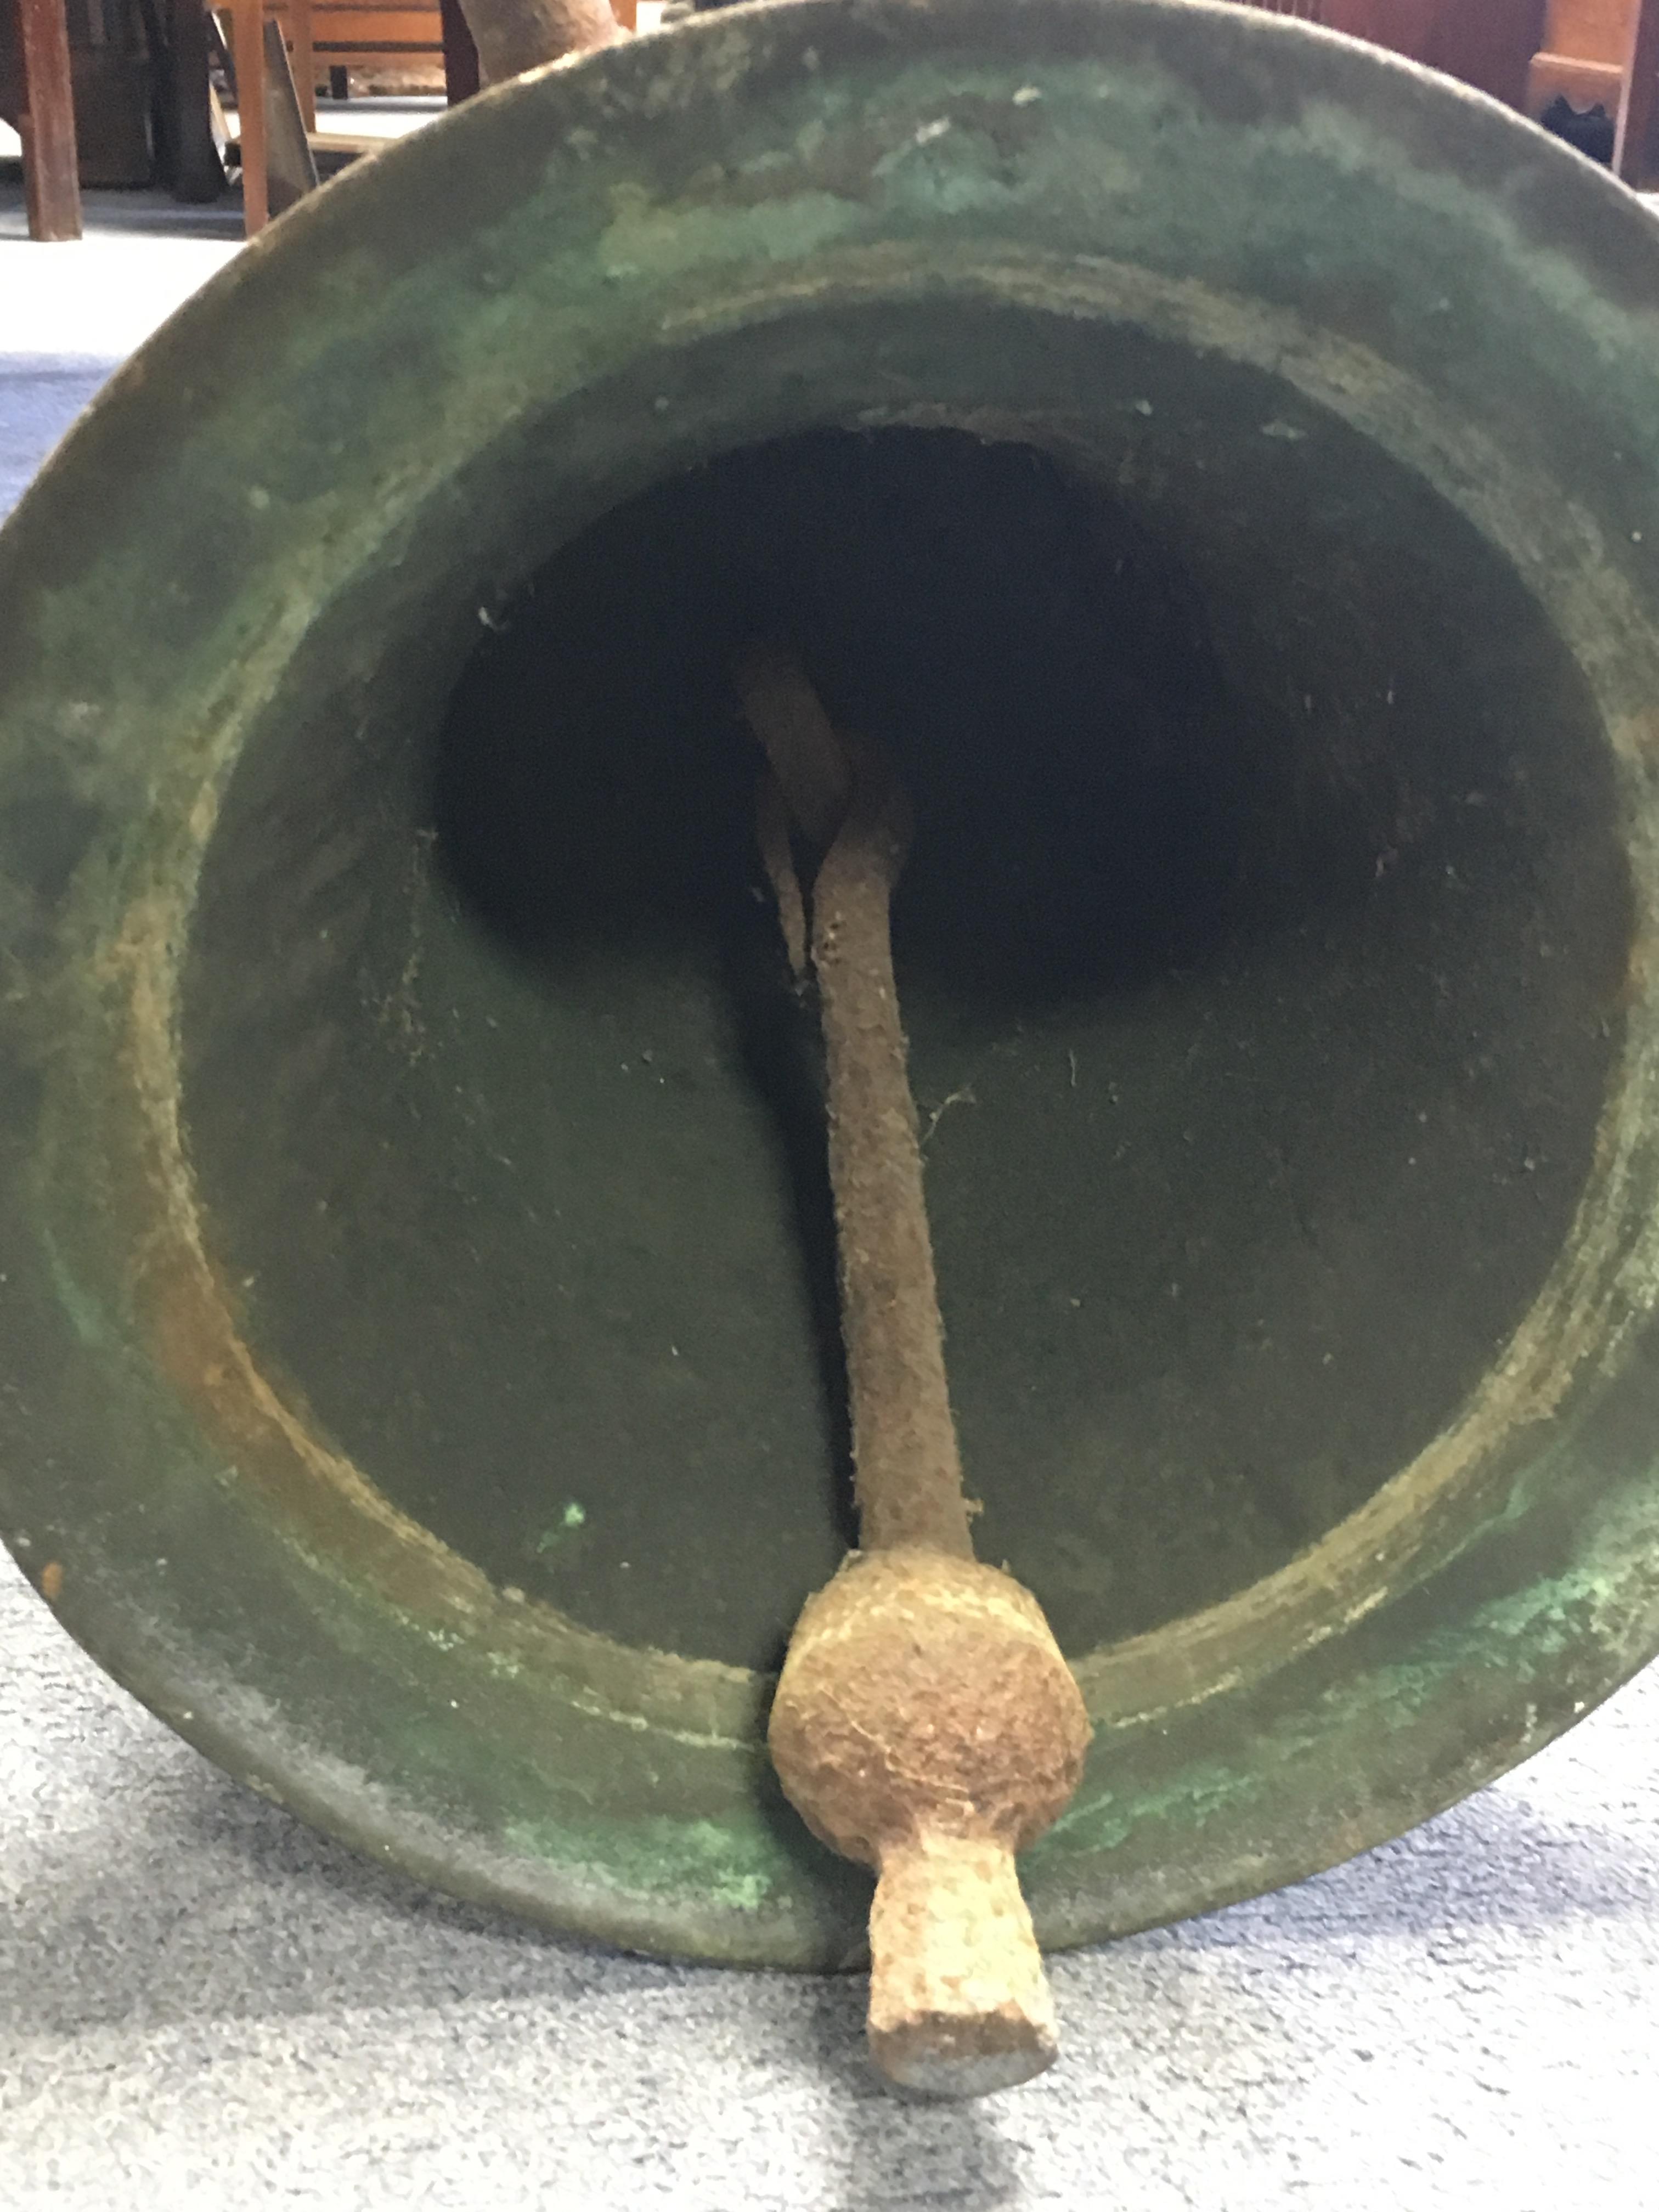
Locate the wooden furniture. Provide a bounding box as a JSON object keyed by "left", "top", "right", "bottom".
{"left": 1240, "top": 0, "right": 1659, "bottom": 181}
{"left": 7, "top": 0, "right": 82, "bottom": 238}
{"left": 1233, "top": 0, "right": 1548, "bottom": 109}
{"left": 1235, "top": 0, "right": 1659, "bottom": 177}
{"left": 1527, "top": 0, "right": 1659, "bottom": 183}
{"left": 227, "top": 0, "right": 650, "bottom": 236}
{"left": 1429, "top": 0, "right": 1550, "bottom": 109}
{"left": 228, "top": 0, "right": 460, "bottom": 232}
{"left": 1615, "top": 0, "right": 1659, "bottom": 179}
{"left": 4, "top": 0, "right": 229, "bottom": 223}
{"left": 1528, "top": 0, "right": 1631, "bottom": 115}
{"left": 295, "top": 0, "right": 634, "bottom": 95}
{"left": 302, "top": 0, "right": 444, "bottom": 104}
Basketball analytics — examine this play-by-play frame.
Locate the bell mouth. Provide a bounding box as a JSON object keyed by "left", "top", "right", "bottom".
{"left": 175, "top": 342, "right": 1628, "bottom": 1683}
{"left": 12, "top": 0, "right": 1659, "bottom": 1969}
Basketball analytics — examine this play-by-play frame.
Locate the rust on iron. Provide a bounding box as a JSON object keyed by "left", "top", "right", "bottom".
{"left": 455, "top": 0, "right": 624, "bottom": 84}
{"left": 740, "top": 647, "right": 1090, "bottom": 2096}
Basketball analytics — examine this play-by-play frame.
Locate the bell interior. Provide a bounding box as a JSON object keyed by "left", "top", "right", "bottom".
{"left": 177, "top": 300, "right": 1631, "bottom": 1675}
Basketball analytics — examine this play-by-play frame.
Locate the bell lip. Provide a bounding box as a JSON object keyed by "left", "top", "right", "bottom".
{"left": 5, "top": 0, "right": 1659, "bottom": 1967}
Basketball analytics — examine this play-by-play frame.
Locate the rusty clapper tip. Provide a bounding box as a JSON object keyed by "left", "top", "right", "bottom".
{"left": 768, "top": 1549, "right": 1090, "bottom": 2100}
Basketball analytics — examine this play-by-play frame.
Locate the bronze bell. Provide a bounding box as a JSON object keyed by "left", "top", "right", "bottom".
{"left": 3, "top": 0, "right": 1659, "bottom": 2051}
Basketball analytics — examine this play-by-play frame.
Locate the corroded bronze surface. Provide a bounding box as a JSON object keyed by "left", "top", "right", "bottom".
{"left": 3, "top": 1, "right": 1659, "bottom": 1967}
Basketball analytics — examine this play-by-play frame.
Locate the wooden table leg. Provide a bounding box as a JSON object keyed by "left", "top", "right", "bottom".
{"left": 231, "top": 0, "right": 268, "bottom": 234}
{"left": 1616, "top": 0, "right": 1659, "bottom": 186}
{"left": 14, "top": 0, "right": 83, "bottom": 241}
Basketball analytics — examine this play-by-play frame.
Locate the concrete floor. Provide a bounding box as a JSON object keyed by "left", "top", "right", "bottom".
{"left": 3, "top": 124, "right": 1659, "bottom": 2212}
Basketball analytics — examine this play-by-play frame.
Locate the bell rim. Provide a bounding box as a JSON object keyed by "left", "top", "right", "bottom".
{"left": 4, "top": 0, "right": 1659, "bottom": 1965}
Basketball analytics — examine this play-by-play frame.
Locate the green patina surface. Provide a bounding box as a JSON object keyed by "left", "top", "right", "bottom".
{"left": 4, "top": 1, "right": 1659, "bottom": 1967}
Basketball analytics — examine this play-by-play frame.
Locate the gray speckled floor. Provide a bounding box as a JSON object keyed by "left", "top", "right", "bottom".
{"left": 7, "top": 1547, "right": 1658, "bottom": 2212}
{"left": 4, "top": 177, "right": 1658, "bottom": 2212}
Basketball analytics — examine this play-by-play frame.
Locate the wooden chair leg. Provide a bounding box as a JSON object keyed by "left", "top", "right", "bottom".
{"left": 14, "top": 0, "right": 83, "bottom": 241}
{"left": 231, "top": 0, "right": 268, "bottom": 233}
{"left": 1615, "top": 0, "right": 1659, "bottom": 186}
